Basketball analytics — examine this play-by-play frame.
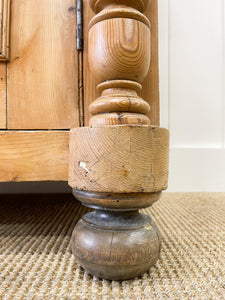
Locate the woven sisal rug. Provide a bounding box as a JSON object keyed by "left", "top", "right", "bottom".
{"left": 0, "top": 193, "right": 224, "bottom": 299}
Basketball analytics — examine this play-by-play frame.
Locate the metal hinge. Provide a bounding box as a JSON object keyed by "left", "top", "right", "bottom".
{"left": 76, "top": 0, "right": 83, "bottom": 50}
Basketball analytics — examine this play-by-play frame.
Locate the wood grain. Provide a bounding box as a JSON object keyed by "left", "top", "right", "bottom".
{"left": 141, "top": 0, "right": 159, "bottom": 125}
{"left": 88, "top": 14, "right": 150, "bottom": 83}
{"left": 70, "top": 0, "right": 165, "bottom": 281}
{"left": 89, "top": 80, "right": 151, "bottom": 126}
{"left": 7, "top": 0, "right": 79, "bottom": 129}
{"left": 83, "top": 0, "right": 159, "bottom": 126}
{"left": 89, "top": 112, "right": 151, "bottom": 126}
{"left": 89, "top": 81, "right": 149, "bottom": 116}
{"left": 69, "top": 126, "right": 169, "bottom": 193}
{"left": 0, "top": 63, "right": 6, "bottom": 128}
{"left": 0, "top": 0, "right": 10, "bottom": 61}
{"left": 72, "top": 209, "right": 160, "bottom": 280}
{"left": 0, "top": 131, "right": 69, "bottom": 181}
{"left": 83, "top": 0, "right": 95, "bottom": 126}
{"left": 90, "top": 0, "right": 150, "bottom": 13}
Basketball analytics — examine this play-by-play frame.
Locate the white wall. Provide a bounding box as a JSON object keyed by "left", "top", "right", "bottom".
{"left": 159, "top": 0, "right": 225, "bottom": 191}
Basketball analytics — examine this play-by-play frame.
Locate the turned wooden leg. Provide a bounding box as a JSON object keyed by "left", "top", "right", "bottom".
{"left": 69, "top": 0, "right": 169, "bottom": 280}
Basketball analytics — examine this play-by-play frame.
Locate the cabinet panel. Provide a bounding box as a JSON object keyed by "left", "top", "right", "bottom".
{"left": 0, "top": 131, "right": 69, "bottom": 181}
{"left": 8, "top": 0, "right": 79, "bottom": 129}
{"left": 83, "top": 0, "right": 160, "bottom": 126}
{"left": 141, "top": 0, "right": 159, "bottom": 126}
{"left": 0, "top": 64, "right": 6, "bottom": 128}
{"left": 0, "top": 0, "right": 10, "bottom": 61}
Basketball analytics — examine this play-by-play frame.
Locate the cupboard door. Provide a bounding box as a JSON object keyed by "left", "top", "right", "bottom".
{"left": 0, "top": 0, "right": 9, "bottom": 128}
{"left": 8, "top": 0, "right": 79, "bottom": 129}
{"left": 0, "top": 64, "right": 6, "bottom": 128}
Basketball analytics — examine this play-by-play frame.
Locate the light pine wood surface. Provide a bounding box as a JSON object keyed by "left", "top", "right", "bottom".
{"left": 0, "top": 63, "right": 6, "bottom": 128}
{"left": 0, "top": 131, "right": 69, "bottom": 181}
{"left": 83, "top": 0, "right": 95, "bottom": 126}
{"left": 69, "top": 0, "right": 166, "bottom": 281}
{"left": 83, "top": 0, "right": 159, "bottom": 126}
{"left": 0, "top": 0, "right": 10, "bottom": 61}
{"left": 141, "top": 0, "right": 159, "bottom": 125}
{"left": 69, "top": 126, "right": 169, "bottom": 193}
{"left": 7, "top": 0, "right": 79, "bottom": 129}
{"left": 88, "top": 15, "right": 151, "bottom": 83}
{"left": 89, "top": 0, "right": 150, "bottom": 13}
{"left": 0, "top": 0, "right": 160, "bottom": 185}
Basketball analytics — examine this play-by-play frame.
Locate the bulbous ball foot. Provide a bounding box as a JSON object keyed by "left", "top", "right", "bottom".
{"left": 71, "top": 210, "right": 161, "bottom": 280}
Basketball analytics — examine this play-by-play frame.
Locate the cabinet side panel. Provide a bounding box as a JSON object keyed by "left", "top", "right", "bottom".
{"left": 0, "top": 131, "right": 69, "bottom": 181}
{"left": 83, "top": 0, "right": 95, "bottom": 126}
{"left": 7, "top": 0, "right": 79, "bottom": 129}
{"left": 141, "top": 0, "right": 159, "bottom": 126}
{"left": 83, "top": 0, "right": 159, "bottom": 126}
{"left": 0, "top": 63, "right": 6, "bottom": 128}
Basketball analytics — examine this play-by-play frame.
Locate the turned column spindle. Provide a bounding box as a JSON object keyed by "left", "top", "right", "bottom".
{"left": 69, "top": 0, "right": 169, "bottom": 280}
{"left": 88, "top": 1, "right": 151, "bottom": 126}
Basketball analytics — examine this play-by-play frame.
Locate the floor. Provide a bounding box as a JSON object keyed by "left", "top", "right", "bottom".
{"left": 0, "top": 193, "right": 224, "bottom": 299}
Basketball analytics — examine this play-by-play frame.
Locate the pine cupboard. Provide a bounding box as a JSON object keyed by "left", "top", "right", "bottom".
{"left": 0, "top": 0, "right": 159, "bottom": 182}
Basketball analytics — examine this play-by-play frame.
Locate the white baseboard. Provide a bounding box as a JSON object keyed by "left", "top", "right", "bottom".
{"left": 167, "top": 148, "right": 225, "bottom": 192}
